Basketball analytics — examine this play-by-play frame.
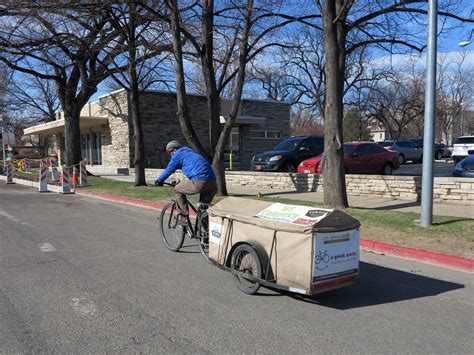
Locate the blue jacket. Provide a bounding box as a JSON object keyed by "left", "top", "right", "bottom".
{"left": 156, "top": 147, "right": 216, "bottom": 184}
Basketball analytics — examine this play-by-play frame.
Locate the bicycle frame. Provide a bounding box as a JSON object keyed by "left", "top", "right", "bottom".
{"left": 165, "top": 198, "right": 202, "bottom": 240}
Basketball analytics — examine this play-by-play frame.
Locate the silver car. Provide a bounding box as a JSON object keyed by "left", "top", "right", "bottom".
{"left": 377, "top": 140, "right": 423, "bottom": 164}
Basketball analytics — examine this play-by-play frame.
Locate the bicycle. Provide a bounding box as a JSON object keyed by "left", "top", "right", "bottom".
{"left": 158, "top": 181, "right": 212, "bottom": 264}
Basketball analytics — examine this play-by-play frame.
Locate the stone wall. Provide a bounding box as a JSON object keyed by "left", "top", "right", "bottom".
{"left": 99, "top": 91, "right": 131, "bottom": 167}
{"left": 137, "top": 169, "right": 474, "bottom": 205}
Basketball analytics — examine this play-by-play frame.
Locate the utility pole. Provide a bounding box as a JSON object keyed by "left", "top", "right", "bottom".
{"left": 1, "top": 114, "right": 5, "bottom": 168}
{"left": 420, "top": 0, "right": 438, "bottom": 227}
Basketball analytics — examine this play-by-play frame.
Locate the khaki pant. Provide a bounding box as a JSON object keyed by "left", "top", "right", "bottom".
{"left": 174, "top": 180, "right": 218, "bottom": 215}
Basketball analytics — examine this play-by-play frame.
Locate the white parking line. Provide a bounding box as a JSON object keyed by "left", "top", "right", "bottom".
{"left": 0, "top": 209, "right": 33, "bottom": 226}
{"left": 38, "top": 243, "right": 56, "bottom": 252}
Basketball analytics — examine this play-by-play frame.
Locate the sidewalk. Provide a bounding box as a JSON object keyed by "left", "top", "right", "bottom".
{"left": 226, "top": 186, "right": 474, "bottom": 218}
{"left": 104, "top": 175, "right": 474, "bottom": 218}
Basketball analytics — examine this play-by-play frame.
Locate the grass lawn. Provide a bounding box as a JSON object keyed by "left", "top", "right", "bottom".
{"left": 81, "top": 176, "right": 474, "bottom": 258}
{"left": 80, "top": 176, "right": 206, "bottom": 204}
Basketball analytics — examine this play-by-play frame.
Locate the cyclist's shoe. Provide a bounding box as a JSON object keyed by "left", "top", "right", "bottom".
{"left": 177, "top": 215, "right": 188, "bottom": 226}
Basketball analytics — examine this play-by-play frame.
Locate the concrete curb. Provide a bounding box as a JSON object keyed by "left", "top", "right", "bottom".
{"left": 360, "top": 240, "right": 473, "bottom": 273}
{"left": 76, "top": 190, "right": 473, "bottom": 273}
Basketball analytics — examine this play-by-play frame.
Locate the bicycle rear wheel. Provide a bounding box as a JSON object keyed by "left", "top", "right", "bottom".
{"left": 159, "top": 201, "right": 185, "bottom": 252}
{"left": 195, "top": 212, "right": 212, "bottom": 264}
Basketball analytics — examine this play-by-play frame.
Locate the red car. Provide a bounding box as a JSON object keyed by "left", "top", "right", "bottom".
{"left": 298, "top": 141, "right": 400, "bottom": 175}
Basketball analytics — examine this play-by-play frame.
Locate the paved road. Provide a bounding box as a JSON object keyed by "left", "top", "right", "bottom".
{"left": 1, "top": 183, "right": 473, "bottom": 353}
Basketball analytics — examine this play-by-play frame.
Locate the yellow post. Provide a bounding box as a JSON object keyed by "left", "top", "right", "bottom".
{"left": 229, "top": 151, "right": 233, "bottom": 171}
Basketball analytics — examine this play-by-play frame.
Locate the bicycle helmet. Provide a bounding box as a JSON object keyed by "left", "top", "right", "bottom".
{"left": 166, "top": 140, "right": 182, "bottom": 152}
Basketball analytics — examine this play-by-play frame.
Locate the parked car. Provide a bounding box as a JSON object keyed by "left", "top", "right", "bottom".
{"left": 436, "top": 143, "right": 452, "bottom": 158}
{"left": 251, "top": 136, "right": 324, "bottom": 172}
{"left": 452, "top": 136, "right": 474, "bottom": 164}
{"left": 407, "top": 138, "right": 449, "bottom": 160}
{"left": 377, "top": 140, "right": 423, "bottom": 164}
{"left": 452, "top": 150, "right": 474, "bottom": 177}
{"left": 298, "top": 141, "right": 400, "bottom": 175}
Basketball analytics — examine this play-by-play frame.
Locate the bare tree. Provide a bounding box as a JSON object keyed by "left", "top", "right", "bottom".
{"left": 304, "top": 0, "right": 472, "bottom": 208}
{"left": 246, "top": 62, "right": 304, "bottom": 104}
{"left": 365, "top": 72, "right": 425, "bottom": 139}
{"left": 0, "top": 2, "right": 129, "bottom": 166}
{"left": 291, "top": 106, "right": 325, "bottom": 136}
{"left": 436, "top": 51, "right": 473, "bottom": 144}
{"left": 8, "top": 69, "right": 59, "bottom": 123}
{"left": 101, "top": 2, "right": 173, "bottom": 186}
{"left": 145, "top": 0, "right": 310, "bottom": 194}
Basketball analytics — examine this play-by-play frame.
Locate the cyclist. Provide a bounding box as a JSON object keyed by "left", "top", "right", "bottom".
{"left": 155, "top": 140, "right": 217, "bottom": 224}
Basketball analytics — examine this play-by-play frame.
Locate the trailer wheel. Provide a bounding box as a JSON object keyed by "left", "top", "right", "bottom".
{"left": 230, "top": 244, "right": 262, "bottom": 295}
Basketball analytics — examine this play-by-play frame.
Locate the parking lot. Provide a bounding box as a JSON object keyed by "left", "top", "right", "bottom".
{"left": 393, "top": 159, "right": 454, "bottom": 177}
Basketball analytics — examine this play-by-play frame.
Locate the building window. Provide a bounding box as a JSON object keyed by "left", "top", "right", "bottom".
{"left": 250, "top": 130, "right": 281, "bottom": 139}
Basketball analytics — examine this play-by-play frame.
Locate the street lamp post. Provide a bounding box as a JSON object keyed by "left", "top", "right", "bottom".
{"left": 1, "top": 114, "right": 5, "bottom": 168}
{"left": 420, "top": 0, "right": 438, "bottom": 227}
{"left": 459, "top": 28, "right": 473, "bottom": 47}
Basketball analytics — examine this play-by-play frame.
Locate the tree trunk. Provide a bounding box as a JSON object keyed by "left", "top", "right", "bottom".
{"left": 322, "top": 0, "right": 348, "bottom": 209}
{"left": 212, "top": 0, "right": 253, "bottom": 196}
{"left": 169, "top": 0, "right": 209, "bottom": 159}
{"left": 130, "top": 90, "right": 146, "bottom": 186}
{"left": 63, "top": 108, "right": 82, "bottom": 167}
{"left": 201, "top": 0, "right": 221, "bottom": 158}
{"left": 129, "top": 3, "right": 146, "bottom": 186}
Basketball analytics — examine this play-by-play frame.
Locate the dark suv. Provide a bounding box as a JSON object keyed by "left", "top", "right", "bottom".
{"left": 251, "top": 136, "right": 324, "bottom": 172}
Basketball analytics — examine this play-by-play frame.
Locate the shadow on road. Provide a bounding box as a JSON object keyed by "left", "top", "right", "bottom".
{"left": 261, "top": 261, "right": 464, "bottom": 309}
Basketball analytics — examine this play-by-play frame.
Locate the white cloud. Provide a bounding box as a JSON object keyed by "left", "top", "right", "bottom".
{"left": 370, "top": 50, "right": 474, "bottom": 71}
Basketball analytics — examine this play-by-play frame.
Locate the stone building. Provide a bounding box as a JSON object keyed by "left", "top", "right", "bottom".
{"left": 24, "top": 89, "right": 291, "bottom": 171}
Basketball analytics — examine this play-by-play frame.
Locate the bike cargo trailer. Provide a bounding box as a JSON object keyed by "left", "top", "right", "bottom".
{"left": 208, "top": 197, "right": 360, "bottom": 295}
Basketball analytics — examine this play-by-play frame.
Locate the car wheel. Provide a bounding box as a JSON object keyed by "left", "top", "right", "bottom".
{"left": 282, "top": 162, "right": 296, "bottom": 173}
{"left": 398, "top": 154, "right": 405, "bottom": 165}
{"left": 418, "top": 154, "right": 423, "bottom": 164}
{"left": 435, "top": 151, "right": 442, "bottom": 160}
{"left": 382, "top": 163, "right": 393, "bottom": 175}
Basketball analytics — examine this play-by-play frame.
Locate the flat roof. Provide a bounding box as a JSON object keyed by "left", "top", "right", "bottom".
{"left": 23, "top": 116, "right": 109, "bottom": 136}
{"left": 98, "top": 88, "right": 291, "bottom": 106}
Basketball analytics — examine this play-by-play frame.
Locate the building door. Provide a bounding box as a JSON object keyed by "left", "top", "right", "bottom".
{"left": 81, "top": 133, "right": 102, "bottom": 165}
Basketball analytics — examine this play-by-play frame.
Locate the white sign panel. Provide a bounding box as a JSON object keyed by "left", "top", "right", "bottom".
{"left": 256, "top": 203, "right": 333, "bottom": 225}
{"left": 313, "top": 229, "right": 359, "bottom": 284}
{"left": 209, "top": 222, "right": 223, "bottom": 246}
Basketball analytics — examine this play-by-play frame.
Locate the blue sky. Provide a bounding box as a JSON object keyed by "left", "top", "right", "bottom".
{"left": 88, "top": 3, "right": 474, "bottom": 104}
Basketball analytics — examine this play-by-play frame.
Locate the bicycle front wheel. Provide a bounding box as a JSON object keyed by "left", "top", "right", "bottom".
{"left": 159, "top": 201, "right": 185, "bottom": 252}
